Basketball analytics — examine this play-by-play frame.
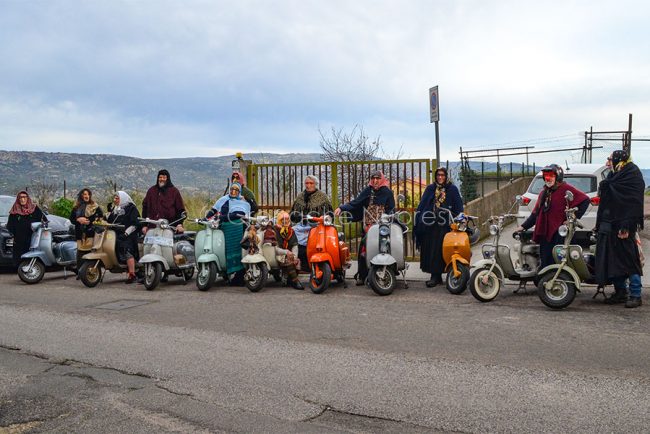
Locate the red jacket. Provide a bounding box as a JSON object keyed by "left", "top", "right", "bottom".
{"left": 528, "top": 182, "right": 589, "bottom": 243}
{"left": 142, "top": 185, "right": 185, "bottom": 223}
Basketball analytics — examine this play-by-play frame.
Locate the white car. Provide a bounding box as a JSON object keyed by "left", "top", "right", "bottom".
{"left": 517, "top": 164, "right": 610, "bottom": 242}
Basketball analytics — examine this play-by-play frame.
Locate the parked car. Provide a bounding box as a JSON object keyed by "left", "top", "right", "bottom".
{"left": 0, "top": 195, "right": 73, "bottom": 267}
{"left": 517, "top": 164, "right": 610, "bottom": 244}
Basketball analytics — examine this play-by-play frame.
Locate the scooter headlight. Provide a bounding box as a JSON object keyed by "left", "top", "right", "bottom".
{"left": 489, "top": 224, "right": 499, "bottom": 236}
{"left": 379, "top": 225, "right": 391, "bottom": 237}
{"left": 324, "top": 215, "right": 333, "bottom": 226}
{"left": 558, "top": 225, "right": 568, "bottom": 237}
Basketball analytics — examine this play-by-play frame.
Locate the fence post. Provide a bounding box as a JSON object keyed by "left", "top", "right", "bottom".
{"left": 247, "top": 165, "right": 256, "bottom": 197}
{"left": 509, "top": 162, "right": 513, "bottom": 180}
{"left": 331, "top": 163, "right": 339, "bottom": 210}
{"left": 427, "top": 159, "right": 432, "bottom": 184}
{"left": 481, "top": 161, "right": 485, "bottom": 197}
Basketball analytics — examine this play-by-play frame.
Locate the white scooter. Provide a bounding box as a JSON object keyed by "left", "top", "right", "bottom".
{"left": 139, "top": 214, "right": 196, "bottom": 290}
{"left": 365, "top": 210, "right": 409, "bottom": 296}
{"left": 241, "top": 216, "right": 284, "bottom": 292}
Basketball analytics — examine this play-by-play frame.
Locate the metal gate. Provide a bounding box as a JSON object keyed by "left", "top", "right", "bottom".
{"left": 247, "top": 159, "right": 433, "bottom": 260}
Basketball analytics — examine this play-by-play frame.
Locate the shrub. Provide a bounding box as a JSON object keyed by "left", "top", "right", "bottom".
{"left": 50, "top": 197, "right": 74, "bottom": 219}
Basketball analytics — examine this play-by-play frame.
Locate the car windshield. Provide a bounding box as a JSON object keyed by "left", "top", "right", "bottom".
{"left": 528, "top": 175, "right": 597, "bottom": 195}
{"left": 0, "top": 196, "right": 13, "bottom": 220}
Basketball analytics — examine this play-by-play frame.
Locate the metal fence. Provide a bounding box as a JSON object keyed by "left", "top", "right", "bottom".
{"left": 247, "top": 159, "right": 433, "bottom": 260}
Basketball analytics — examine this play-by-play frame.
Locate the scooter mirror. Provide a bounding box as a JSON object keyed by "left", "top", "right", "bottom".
{"left": 515, "top": 195, "right": 522, "bottom": 204}
{"left": 565, "top": 191, "right": 574, "bottom": 202}
{"left": 397, "top": 194, "right": 406, "bottom": 204}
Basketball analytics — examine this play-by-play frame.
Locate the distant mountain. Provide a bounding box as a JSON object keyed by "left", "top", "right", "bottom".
{"left": 0, "top": 150, "right": 322, "bottom": 196}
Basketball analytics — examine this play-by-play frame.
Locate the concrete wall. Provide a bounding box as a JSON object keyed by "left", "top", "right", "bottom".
{"left": 465, "top": 177, "right": 533, "bottom": 241}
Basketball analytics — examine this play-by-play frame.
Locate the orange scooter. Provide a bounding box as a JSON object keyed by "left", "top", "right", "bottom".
{"left": 305, "top": 215, "right": 351, "bottom": 294}
{"left": 442, "top": 211, "right": 479, "bottom": 294}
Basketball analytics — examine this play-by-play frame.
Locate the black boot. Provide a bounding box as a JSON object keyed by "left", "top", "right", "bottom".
{"left": 625, "top": 297, "right": 642, "bottom": 308}
{"left": 290, "top": 279, "right": 304, "bottom": 290}
{"left": 604, "top": 287, "right": 628, "bottom": 304}
{"left": 426, "top": 274, "right": 442, "bottom": 288}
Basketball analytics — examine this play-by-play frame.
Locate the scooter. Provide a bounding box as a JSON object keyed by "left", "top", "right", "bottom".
{"left": 306, "top": 214, "right": 351, "bottom": 294}
{"left": 78, "top": 221, "right": 133, "bottom": 287}
{"left": 469, "top": 196, "right": 541, "bottom": 302}
{"left": 17, "top": 221, "right": 77, "bottom": 284}
{"left": 138, "top": 214, "right": 196, "bottom": 291}
{"left": 193, "top": 218, "right": 228, "bottom": 291}
{"left": 441, "top": 211, "right": 479, "bottom": 294}
{"left": 241, "top": 216, "right": 285, "bottom": 292}
{"left": 365, "top": 212, "right": 409, "bottom": 296}
{"left": 537, "top": 190, "right": 598, "bottom": 309}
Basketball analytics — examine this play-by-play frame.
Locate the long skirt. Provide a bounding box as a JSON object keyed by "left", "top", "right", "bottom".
{"left": 221, "top": 220, "right": 244, "bottom": 274}
{"left": 418, "top": 224, "right": 449, "bottom": 275}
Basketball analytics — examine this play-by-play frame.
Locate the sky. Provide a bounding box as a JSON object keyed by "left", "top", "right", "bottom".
{"left": 1, "top": 0, "right": 650, "bottom": 167}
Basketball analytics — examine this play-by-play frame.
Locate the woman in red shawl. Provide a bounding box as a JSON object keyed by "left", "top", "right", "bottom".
{"left": 6, "top": 191, "right": 47, "bottom": 267}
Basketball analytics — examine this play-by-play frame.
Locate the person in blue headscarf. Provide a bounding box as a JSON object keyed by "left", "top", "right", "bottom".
{"left": 206, "top": 183, "right": 250, "bottom": 284}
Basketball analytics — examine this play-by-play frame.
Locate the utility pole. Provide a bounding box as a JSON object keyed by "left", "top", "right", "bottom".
{"left": 625, "top": 113, "right": 633, "bottom": 155}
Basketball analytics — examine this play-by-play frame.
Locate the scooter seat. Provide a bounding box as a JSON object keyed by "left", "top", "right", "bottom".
{"left": 513, "top": 230, "right": 534, "bottom": 242}
{"left": 174, "top": 232, "right": 196, "bottom": 242}
{"left": 53, "top": 234, "right": 75, "bottom": 243}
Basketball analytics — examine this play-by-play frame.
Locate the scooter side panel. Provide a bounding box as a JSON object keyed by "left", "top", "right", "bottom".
{"left": 55, "top": 241, "right": 78, "bottom": 264}
{"left": 139, "top": 253, "right": 170, "bottom": 270}
{"left": 496, "top": 245, "right": 516, "bottom": 276}
{"left": 390, "top": 224, "right": 405, "bottom": 269}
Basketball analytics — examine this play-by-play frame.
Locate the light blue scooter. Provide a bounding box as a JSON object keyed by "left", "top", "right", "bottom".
{"left": 193, "top": 218, "right": 228, "bottom": 291}
{"left": 18, "top": 221, "right": 77, "bottom": 284}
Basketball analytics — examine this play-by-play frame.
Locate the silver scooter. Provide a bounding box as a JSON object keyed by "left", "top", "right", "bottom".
{"left": 18, "top": 221, "right": 77, "bottom": 284}
{"left": 139, "top": 214, "right": 196, "bottom": 290}
{"left": 469, "top": 196, "right": 541, "bottom": 302}
{"left": 365, "top": 211, "right": 409, "bottom": 296}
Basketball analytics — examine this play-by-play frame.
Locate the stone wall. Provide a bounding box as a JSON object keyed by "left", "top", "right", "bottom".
{"left": 464, "top": 177, "right": 533, "bottom": 241}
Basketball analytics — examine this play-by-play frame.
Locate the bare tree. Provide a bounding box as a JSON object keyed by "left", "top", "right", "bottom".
{"left": 28, "top": 178, "right": 59, "bottom": 207}
{"left": 318, "top": 124, "right": 381, "bottom": 163}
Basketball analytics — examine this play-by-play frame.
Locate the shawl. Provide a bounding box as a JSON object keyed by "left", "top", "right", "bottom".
{"left": 9, "top": 191, "right": 36, "bottom": 216}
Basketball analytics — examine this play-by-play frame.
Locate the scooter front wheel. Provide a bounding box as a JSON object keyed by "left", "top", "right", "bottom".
{"left": 368, "top": 265, "right": 396, "bottom": 296}
{"left": 309, "top": 262, "right": 331, "bottom": 294}
{"left": 446, "top": 263, "right": 470, "bottom": 295}
{"left": 469, "top": 267, "right": 500, "bottom": 302}
{"left": 196, "top": 262, "right": 217, "bottom": 291}
{"left": 79, "top": 261, "right": 103, "bottom": 288}
{"left": 537, "top": 270, "right": 576, "bottom": 309}
{"left": 18, "top": 259, "right": 45, "bottom": 284}
{"left": 143, "top": 263, "right": 162, "bottom": 291}
{"left": 245, "top": 263, "right": 268, "bottom": 292}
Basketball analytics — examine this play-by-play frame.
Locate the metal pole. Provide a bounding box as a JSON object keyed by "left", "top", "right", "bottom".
{"left": 435, "top": 121, "right": 440, "bottom": 170}
{"left": 626, "top": 113, "right": 633, "bottom": 155}
{"left": 481, "top": 162, "right": 485, "bottom": 197}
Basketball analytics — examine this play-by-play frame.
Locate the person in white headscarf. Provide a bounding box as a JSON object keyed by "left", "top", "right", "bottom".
{"left": 106, "top": 191, "right": 141, "bottom": 283}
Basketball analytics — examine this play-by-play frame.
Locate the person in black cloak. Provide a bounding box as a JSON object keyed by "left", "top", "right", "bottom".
{"left": 334, "top": 171, "right": 395, "bottom": 285}
{"left": 414, "top": 167, "right": 463, "bottom": 287}
{"left": 7, "top": 191, "right": 47, "bottom": 268}
{"left": 595, "top": 150, "right": 645, "bottom": 308}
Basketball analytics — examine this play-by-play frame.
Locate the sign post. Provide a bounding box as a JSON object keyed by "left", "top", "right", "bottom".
{"left": 429, "top": 86, "right": 440, "bottom": 167}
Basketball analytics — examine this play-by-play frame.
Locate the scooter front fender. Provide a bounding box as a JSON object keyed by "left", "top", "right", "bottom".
{"left": 139, "top": 254, "right": 170, "bottom": 271}
{"left": 370, "top": 253, "right": 397, "bottom": 267}
{"left": 21, "top": 250, "right": 53, "bottom": 267}
{"left": 197, "top": 253, "right": 220, "bottom": 268}
{"left": 81, "top": 252, "right": 109, "bottom": 266}
{"left": 471, "top": 259, "right": 504, "bottom": 281}
{"left": 310, "top": 252, "right": 334, "bottom": 270}
{"left": 241, "top": 253, "right": 269, "bottom": 266}
{"left": 538, "top": 264, "right": 582, "bottom": 290}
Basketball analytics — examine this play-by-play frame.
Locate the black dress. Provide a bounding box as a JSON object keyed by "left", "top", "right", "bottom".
{"left": 414, "top": 183, "right": 463, "bottom": 276}
{"left": 107, "top": 203, "right": 140, "bottom": 263}
{"left": 7, "top": 208, "right": 46, "bottom": 266}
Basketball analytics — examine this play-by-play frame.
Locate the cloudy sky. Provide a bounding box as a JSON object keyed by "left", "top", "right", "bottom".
{"left": 1, "top": 0, "right": 649, "bottom": 166}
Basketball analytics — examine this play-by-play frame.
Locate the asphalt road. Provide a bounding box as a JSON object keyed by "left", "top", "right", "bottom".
{"left": 1, "top": 267, "right": 649, "bottom": 433}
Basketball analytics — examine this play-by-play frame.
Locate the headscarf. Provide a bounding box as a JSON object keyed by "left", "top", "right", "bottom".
{"left": 434, "top": 167, "right": 450, "bottom": 209}
{"left": 74, "top": 188, "right": 98, "bottom": 218}
{"left": 276, "top": 210, "right": 293, "bottom": 242}
{"left": 231, "top": 171, "right": 246, "bottom": 187}
{"left": 10, "top": 191, "right": 36, "bottom": 216}
{"left": 229, "top": 182, "right": 242, "bottom": 199}
{"left": 611, "top": 150, "right": 630, "bottom": 172}
{"left": 116, "top": 191, "right": 134, "bottom": 207}
{"left": 368, "top": 171, "right": 390, "bottom": 190}
{"left": 155, "top": 169, "right": 174, "bottom": 190}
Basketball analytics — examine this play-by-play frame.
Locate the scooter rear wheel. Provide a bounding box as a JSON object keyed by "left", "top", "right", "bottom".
{"left": 79, "top": 261, "right": 103, "bottom": 288}
{"left": 18, "top": 259, "right": 45, "bottom": 285}
{"left": 309, "top": 262, "right": 331, "bottom": 294}
{"left": 245, "top": 263, "right": 268, "bottom": 292}
{"left": 537, "top": 270, "right": 576, "bottom": 309}
{"left": 144, "top": 263, "right": 162, "bottom": 291}
{"left": 196, "top": 262, "right": 217, "bottom": 291}
{"left": 445, "top": 263, "right": 470, "bottom": 295}
{"left": 368, "top": 265, "right": 396, "bottom": 296}
{"left": 469, "top": 267, "right": 500, "bottom": 302}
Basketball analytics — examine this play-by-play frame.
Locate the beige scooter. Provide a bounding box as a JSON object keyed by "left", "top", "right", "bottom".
{"left": 78, "top": 221, "right": 140, "bottom": 287}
